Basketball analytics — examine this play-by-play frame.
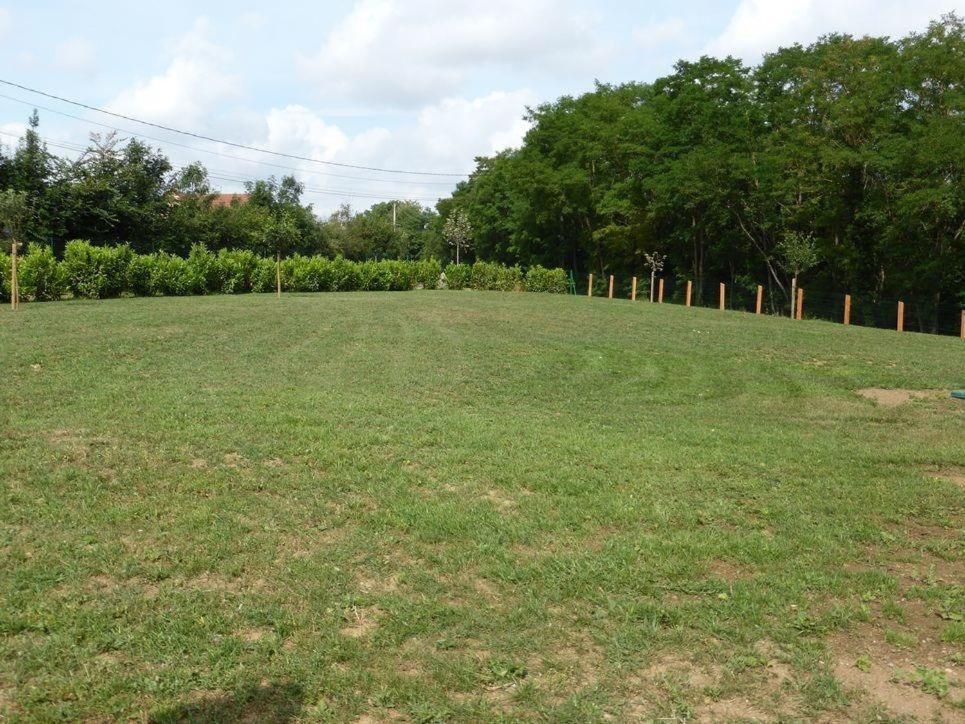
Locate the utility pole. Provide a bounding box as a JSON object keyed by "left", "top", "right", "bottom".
{"left": 392, "top": 202, "right": 397, "bottom": 229}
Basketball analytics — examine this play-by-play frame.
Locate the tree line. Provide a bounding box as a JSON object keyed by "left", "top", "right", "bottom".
{"left": 447, "top": 15, "right": 963, "bottom": 330}
{"left": 0, "top": 119, "right": 448, "bottom": 262}
{"left": 1, "top": 15, "right": 961, "bottom": 330}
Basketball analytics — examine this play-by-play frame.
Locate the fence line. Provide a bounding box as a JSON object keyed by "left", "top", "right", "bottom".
{"left": 585, "top": 273, "right": 965, "bottom": 339}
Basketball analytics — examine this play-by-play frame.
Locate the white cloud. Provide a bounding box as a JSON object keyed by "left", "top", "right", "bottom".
{"left": 633, "top": 17, "right": 687, "bottom": 51}
{"left": 238, "top": 11, "right": 265, "bottom": 30}
{"left": 0, "top": 8, "right": 9, "bottom": 38}
{"left": 107, "top": 18, "right": 241, "bottom": 128}
{"left": 53, "top": 38, "right": 96, "bottom": 74}
{"left": 298, "top": 0, "right": 603, "bottom": 106}
{"left": 706, "top": 0, "right": 960, "bottom": 60}
{"left": 199, "top": 90, "right": 534, "bottom": 213}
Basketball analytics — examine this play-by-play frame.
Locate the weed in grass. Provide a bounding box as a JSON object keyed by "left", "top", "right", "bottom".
{"left": 882, "top": 599, "right": 905, "bottom": 622}
{"left": 892, "top": 667, "right": 950, "bottom": 699}
{"left": 884, "top": 629, "right": 919, "bottom": 649}
{"left": 941, "top": 622, "right": 965, "bottom": 644}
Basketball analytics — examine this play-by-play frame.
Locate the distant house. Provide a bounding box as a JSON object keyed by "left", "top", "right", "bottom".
{"left": 210, "top": 193, "right": 251, "bottom": 208}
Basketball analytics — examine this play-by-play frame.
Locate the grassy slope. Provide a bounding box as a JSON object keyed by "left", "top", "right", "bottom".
{"left": 0, "top": 291, "right": 962, "bottom": 721}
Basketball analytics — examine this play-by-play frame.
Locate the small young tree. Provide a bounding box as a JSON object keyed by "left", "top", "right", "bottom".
{"left": 643, "top": 251, "right": 666, "bottom": 302}
{"left": 443, "top": 209, "right": 472, "bottom": 264}
{"left": 0, "top": 189, "right": 30, "bottom": 309}
{"left": 776, "top": 231, "right": 819, "bottom": 317}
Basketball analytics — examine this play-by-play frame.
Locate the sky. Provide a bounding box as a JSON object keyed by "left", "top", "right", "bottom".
{"left": 0, "top": 0, "right": 960, "bottom": 215}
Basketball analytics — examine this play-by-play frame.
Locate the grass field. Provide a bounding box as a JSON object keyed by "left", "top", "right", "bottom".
{"left": 1, "top": 291, "right": 963, "bottom": 722}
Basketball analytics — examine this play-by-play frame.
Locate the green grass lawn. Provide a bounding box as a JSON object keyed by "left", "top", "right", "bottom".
{"left": 1, "top": 291, "right": 963, "bottom": 722}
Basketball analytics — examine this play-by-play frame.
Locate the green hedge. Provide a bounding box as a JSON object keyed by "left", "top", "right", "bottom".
{"left": 1, "top": 240, "right": 569, "bottom": 302}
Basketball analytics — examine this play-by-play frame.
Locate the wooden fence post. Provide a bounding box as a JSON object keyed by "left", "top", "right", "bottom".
{"left": 658, "top": 278, "right": 664, "bottom": 303}
{"left": 587, "top": 274, "right": 593, "bottom": 297}
{"left": 795, "top": 288, "right": 804, "bottom": 320}
{"left": 276, "top": 253, "right": 282, "bottom": 299}
{"left": 685, "top": 280, "right": 692, "bottom": 307}
{"left": 897, "top": 301, "right": 904, "bottom": 332}
{"left": 10, "top": 241, "right": 19, "bottom": 311}
{"left": 843, "top": 294, "right": 851, "bottom": 326}
{"left": 719, "top": 283, "right": 725, "bottom": 310}
{"left": 755, "top": 285, "right": 763, "bottom": 315}
{"left": 631, "top": 277, "right": 637, "bottom": 301}
{"left": 608, "top": 275, "right": 614, "bottom": 299}
{"left": 961, "top": 310, "right": 964, "bottom": 339}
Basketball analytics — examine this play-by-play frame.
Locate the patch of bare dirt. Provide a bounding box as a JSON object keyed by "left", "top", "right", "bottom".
{"left": 927, "top": 467, "right": 965, "bottom": 490}
{"left": 262, "top": 458, "right": 286, "bottom": 469}
{"left": 357, "top": 572, "right": 399, "bottom": 594}
{"left": 830, "top": 604, "right": 963, "bottom": 722}
{"left": 481, "top": 489, "right": 515, "bottom": 510}
{"left": 60, "top": 574, "right": 159, "bottom": 600}
{"left": 708, "top": 559, "right": 754, "bottom": 583}
{"left": 47, "top": 428, "right": 113, "bottom": 462}
{"left": 856, "top": 388, "right": 946, "bottom": 408}
{"left": 223, "top": 452, "right": 248, "bottom": 469}
{"left": 340, "top": 606, "right": 379, "bottom": 639}
{"left": 237, "top": 627, "right": 271, "bottom": 643}
{"left": 189, "top": 458, "right": 208, "bottom": 469}
{"left": 279, "top": 526, "right": 342, "bottom": 560}
{"left": 696, "top": 697, "right": 770, "bottom": 722}
{"left": 181, "top": 572, "right": 266, "bottom": 594}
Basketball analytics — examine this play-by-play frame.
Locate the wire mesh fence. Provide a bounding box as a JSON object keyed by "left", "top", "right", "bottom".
{"left": 579, "top": 272, "right": 964, "bottom": 338}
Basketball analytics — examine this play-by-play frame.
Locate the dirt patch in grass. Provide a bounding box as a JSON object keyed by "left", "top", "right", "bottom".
{"left": 181, "top": 572, "right": 266, "bottom": 594}
{"left": 223, "top": 452, "right": 249, "bottom": 469}
{"left": 47, "top": 428, "right": 114, "bottom": 463}
{"left": 481, "top": 489, "right": 516, "bottom": 510}
{"left": 856, "top": 388, "right": 947, "bottom": 407}
{"left": 642, "top": 654, "right": 722, "bottom": 690}
{"left": 357, "top": 572, "right": 399, "bottom": 594}
{"left": 262, "top": 458, "right": 286, "bottom": 469}
{"left": 708, "top": 559, "right": 754, "bottom": 582}
{"left": 279, "top": 526, "right": 343, "bottom": 560}
{"left": 60, "top": 574, "right": 159, "bottom": 600}
{"left": 829, "top": 590, "right": 963, "bottom": 721}
{"left": 696, "top": 697, "right": 770, "bottom": 722}
{"left": 926, "top": 466, "right": 965, "bottom": 490}
{"left": 237, "top": 627, "right": 272, "bottom": 643}
{"left": 341, "top": 606, "right": 379, "bottom": 639}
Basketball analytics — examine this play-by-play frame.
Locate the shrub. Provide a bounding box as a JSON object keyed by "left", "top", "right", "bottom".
{"left": 330, "top": 256, "right": 362, "bottom": 291}
{"left": 252, "top": 257, "right": 277, "bottom": 293}
{"left": 184, "top": 244, "right": 224, "bottom": 294}
{"left": 147, "top": 253, "right": 190, "bottom": 296}
{"left": 414, "top": 258, "right": 442, "bottom": 289}
{"left": 470, "top": 260, "right": 523, "bottom": 291}
{"left": 525, "top": 265, "right": 568, "bottom": 294}
{"left": 18, "top": 244, "right": 66, "bottom": 301}
{"left": 3, "top": 242, "right": 568, "bottom": 303}
{"left": 0, "top": 250, "right": 10, "bottom": 302}
{"left": 218, "top": 249, "right": 260, "bottom": 293}
{"left": 62, "top": 240, "right": 133, "bottom": 299}
{"left": 444, "top": 263, "right": 470, "bottom": 290}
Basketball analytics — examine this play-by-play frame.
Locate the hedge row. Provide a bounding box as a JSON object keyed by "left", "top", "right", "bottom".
{"left": 0, "top": 241, "right": 570, "bottom": 302}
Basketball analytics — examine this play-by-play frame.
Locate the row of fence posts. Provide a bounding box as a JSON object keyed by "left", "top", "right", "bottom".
{"left": 588, "top": 273, "right": 965, "bottom": 339}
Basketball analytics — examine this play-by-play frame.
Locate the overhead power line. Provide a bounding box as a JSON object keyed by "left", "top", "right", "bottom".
{"left": 0, "top": 129, "right": 444, "bottom": 204}
{"left": 0, "top": 92, "right": 456, "bottom": 187}
{"left": 0, "top": 77, "right": 469, "bottom": 178}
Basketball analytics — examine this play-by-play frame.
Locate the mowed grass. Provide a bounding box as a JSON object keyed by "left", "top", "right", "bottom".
{"left": 1, "top": 291, "right": 963, "bottom": 722}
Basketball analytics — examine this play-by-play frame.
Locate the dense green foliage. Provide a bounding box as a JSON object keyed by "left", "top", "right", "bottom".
{"left": 2, "top": 293, "right": 962, "bottom": 720}
{"left": 0, "top": 124, "right": 445, "bottom": 262}
{"left": 447, "top": 16, "right": 964, "bottom": 331}
{"left": 0, "top": 242, "right": 567, "bottom": 301}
